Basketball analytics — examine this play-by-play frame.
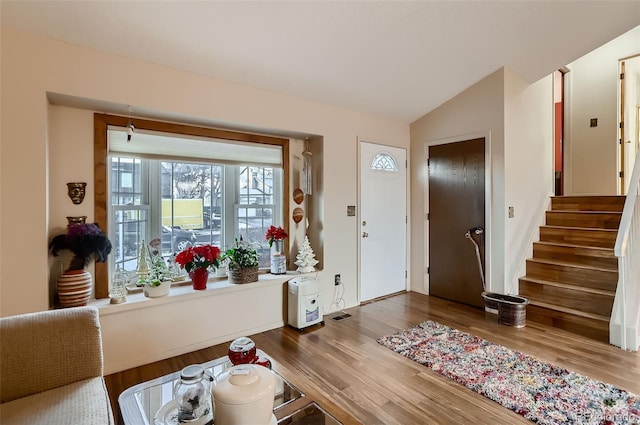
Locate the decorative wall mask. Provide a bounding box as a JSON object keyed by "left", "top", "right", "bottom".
{"left": 67, "top": 182, "right": 87, "bottom": 205}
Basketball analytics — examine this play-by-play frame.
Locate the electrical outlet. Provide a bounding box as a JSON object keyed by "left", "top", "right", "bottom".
{"left": 508, "top": 206, "right": 515, "bottom": 218}
{"left": 334, "top": 274, "right": 341, "bottom": 285}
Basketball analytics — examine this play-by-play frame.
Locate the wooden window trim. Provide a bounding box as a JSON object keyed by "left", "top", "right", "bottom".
{"left": 93, "top": 113, "right": 290, "bottom": 298}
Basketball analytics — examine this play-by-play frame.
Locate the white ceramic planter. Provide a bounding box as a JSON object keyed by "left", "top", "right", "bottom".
{"left": 143, "top": 280, "right": 171, "bottom": 298}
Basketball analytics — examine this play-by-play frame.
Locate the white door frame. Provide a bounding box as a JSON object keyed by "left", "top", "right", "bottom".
{"left": 619, "top": 55, "right": 640, "bottom": 194}
{"left": 358, "top": 140, "right": 408, "bottom": 303}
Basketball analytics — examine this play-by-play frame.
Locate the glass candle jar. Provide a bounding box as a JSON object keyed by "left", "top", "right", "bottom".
{"left": 173, "top": 365, "right": 213, "bottom": 424}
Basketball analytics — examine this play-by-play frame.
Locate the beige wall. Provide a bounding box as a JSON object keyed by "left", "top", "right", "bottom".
{"left": 1, "top": 27, "right": 409, "bottom": 372}
{"left": 410, "top": 68, "right": 554, "bottom": 298}
{"left": 47, "top": 106, "right": 96, "bottom": 304}
{"left": 410, "top": 69, "right": 505, "bottom": 295}
{"left": 504, "top": 70, "right": 553, "bottom": 293}
{"left": 565, "top": 25, "right": 640, "bottom": 195}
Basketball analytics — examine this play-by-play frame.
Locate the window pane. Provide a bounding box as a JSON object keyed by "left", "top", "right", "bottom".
{"left": 112, "top": 157, "right": 143, "bottom": 204}
{"left": 237, "top": 166, "right": 275, "bottom": 268}
{"left": 112, "top": 206, "right": 149, "bottom": 272}
{"left": 160, "top": 162, "right": 223, "bottom": 257}
{"left": 110, "top": 157, "right": 148, "bottom": 274}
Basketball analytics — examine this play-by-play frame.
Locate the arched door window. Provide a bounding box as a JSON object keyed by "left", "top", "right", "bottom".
{"left": 371, "top": 153, "right": 398, "bottom": 172}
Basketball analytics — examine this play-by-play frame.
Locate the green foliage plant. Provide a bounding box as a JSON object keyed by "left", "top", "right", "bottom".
{"left": 147, "top": 255, "right": 169, "bottom": 287}
{"left": 222, "top": 238, "right": 259, "bottom": 270}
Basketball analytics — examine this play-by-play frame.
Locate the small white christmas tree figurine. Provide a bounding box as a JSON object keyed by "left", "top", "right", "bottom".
{"left": 295, "top": 235, "right": 319, "bottom": 273}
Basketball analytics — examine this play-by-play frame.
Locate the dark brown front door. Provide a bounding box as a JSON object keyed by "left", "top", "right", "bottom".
{"left": 428, "top": 138, "right": 485, "bottom": 308}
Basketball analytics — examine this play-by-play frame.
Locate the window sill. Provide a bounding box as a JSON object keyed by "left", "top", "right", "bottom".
{"left": 90, "top": 271, "right": 309, "bottom": 316}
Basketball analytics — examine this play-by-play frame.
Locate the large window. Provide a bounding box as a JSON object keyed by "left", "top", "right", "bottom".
{"left": 110, "top": 157, "right": 281, "bottom": 273}
{"left": 94, "top": 114, "right": 290, "bottom": 298}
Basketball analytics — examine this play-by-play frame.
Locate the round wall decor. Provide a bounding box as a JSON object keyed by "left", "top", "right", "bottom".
{"left": 292, "top": 207, "right": 304, "bottom": 223}
{"left": 293, "top": 188, "right": 304, "bottom": 205}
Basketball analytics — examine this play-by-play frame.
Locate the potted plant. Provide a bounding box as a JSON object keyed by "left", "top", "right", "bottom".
{"left": 265, "top": 225, "right": 288, "bottom": 249}
{"left": 142, "top": 252, "right": 172, "bottom": 298}
{"left": 49, "top": 222, "right": 112, "bottom": 307}
{"left": 222, "top": 238, "right": 259, "bottom": 284}
{"left": 175, "top": 244, "right": 221, "bottom": 290}
{"left": 265, "top": 225, "right": 288, "bottom": 274}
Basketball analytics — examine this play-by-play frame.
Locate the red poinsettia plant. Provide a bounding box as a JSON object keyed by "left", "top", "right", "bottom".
{"left": 265, "top": 225, "right": 288, "bottom": 247}
{"left": 175, "top": 244, "right": 221, "bottom": 273}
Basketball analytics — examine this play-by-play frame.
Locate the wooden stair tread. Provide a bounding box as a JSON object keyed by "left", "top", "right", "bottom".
{"left": 520, "top": 276, "right": 616, "bottom": 297}
{"left": 551, "top": 196, "right": 626, "bottom": 213}
{"left": 528, "top": 300, "right": 611, "bottom": 322}
{"left": 532, "top": 241, "right": 618, "bottom": 269}
{"left": 542, "top": 225, "right": 617, "bottom": 232}
{"left": 553, "top": 195, "right": 624, "bottom": 198}
{"left": 544, "top": 211, "right": 622, "bottom": 229}
{"left": 533, "top": 240, "right": 614, "bottom": 253}
{"left": 548, "top": 210, "right": 622, "bottom": 215}
{"left": 526, "top": 257, "right": 617, "bottom": 273}
{"left": 539, "top": 226, "right": 618, "bottom": 249}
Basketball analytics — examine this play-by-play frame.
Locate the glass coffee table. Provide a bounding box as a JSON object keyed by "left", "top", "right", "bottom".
{"left": 119, "top": 349, "right": 342, "bottom": 425}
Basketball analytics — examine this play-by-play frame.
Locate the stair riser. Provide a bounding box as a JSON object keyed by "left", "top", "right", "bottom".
{"left": 532, "top": 243, "right": 617, "bottom": 269}
{"left": 520, "top": 279, "right": 614, "bottom": 317}
{"left": 525, "top": 304, "right": 609, "bottom": 343}
{"left": 545, "top": 211, "right": 622, "bottom": 229}
{"left": 540, "top": 227, "right": 617, "bottom": 249}
{"left": 551, "top": 196, "right": 625, "bottom": 212}
{"left": 526, "top": 260, "right": 618, "bottom": 291}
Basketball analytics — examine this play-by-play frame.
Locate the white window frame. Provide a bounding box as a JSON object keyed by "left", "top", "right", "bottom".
{"left": 107, "top": 154, "right": 283, "bottom": 279}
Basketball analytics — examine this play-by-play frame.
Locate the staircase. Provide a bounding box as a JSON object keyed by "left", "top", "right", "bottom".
{"left": 519, "top": 195, "right": 625, "bottom": 342}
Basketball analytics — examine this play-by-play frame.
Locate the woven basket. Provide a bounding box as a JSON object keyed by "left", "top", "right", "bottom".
{"left": 482, "top": 292, "right": 529, "bottom": 328}
{"left": 481, "top": 292, "right": 499, "bottom": 314}
{"left": 228, "top": 266, "right": 259, "bottom": 284}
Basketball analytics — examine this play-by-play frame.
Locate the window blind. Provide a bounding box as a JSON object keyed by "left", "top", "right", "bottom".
{"left": 108, "top": 127, "right": 283, "bottom": 167}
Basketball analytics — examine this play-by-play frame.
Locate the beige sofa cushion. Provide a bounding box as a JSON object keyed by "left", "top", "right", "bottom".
{"left": 1, "top": 307, "right": 113, "bottom": 424}
{"left": 0, "top": 306, "right": 103, "bottom": 403}
{"left": 0, "top": 377, "right": 114, "bottom": 425}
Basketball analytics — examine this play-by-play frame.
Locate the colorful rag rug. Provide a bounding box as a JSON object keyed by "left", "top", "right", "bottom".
{"left": 377, "top": 321, "right": 640, "bottom": 425}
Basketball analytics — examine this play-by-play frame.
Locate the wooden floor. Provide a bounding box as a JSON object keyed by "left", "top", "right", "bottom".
{"left": 105, "top": 292, "right": 640, "bottom": 425}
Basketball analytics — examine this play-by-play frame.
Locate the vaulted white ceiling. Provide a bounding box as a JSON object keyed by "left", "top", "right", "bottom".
{"left": 2, "top": 1, "right": 639, "bottom": 122}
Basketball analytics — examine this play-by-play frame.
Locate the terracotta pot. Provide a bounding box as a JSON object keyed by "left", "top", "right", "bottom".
{"left": 57, "top": 269, "right": 92, "bottom": 307}
{"left": 189, "top": 268, "right": 209, "bottom": 290}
